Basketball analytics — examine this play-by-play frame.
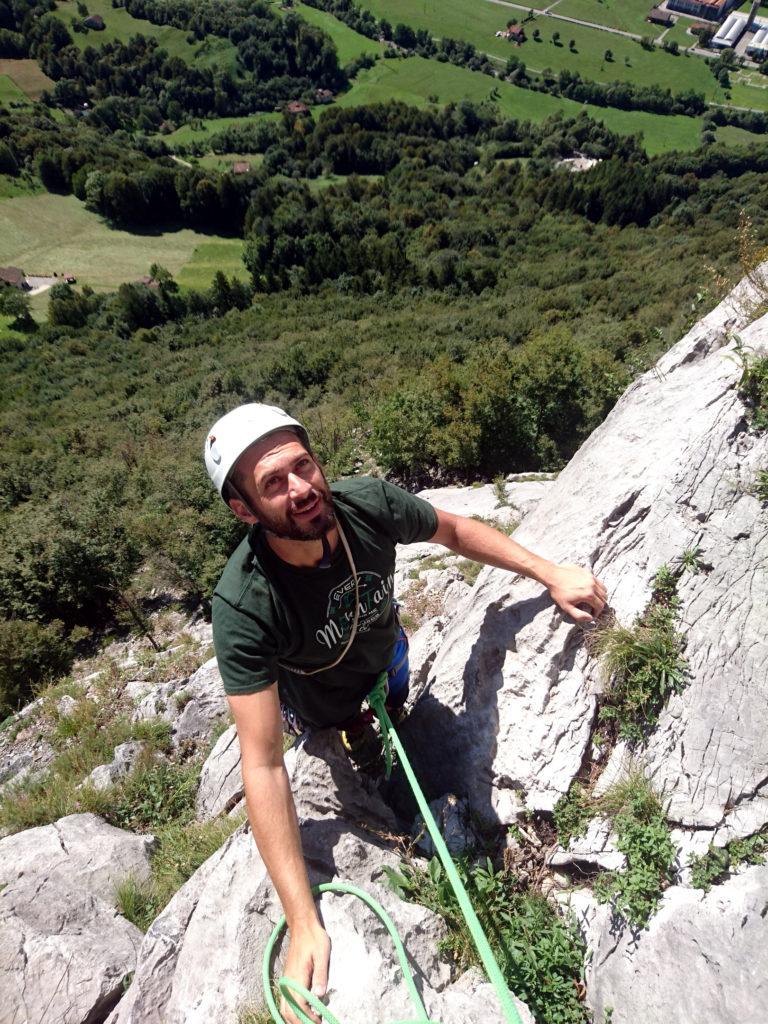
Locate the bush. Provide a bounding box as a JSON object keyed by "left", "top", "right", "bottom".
{"left": 593, "top": 775, "right": 675, "bottom": 928}
{"left": 0, "top": 619, "right": 74, "bottom": 718}
{"left": 385, "top": 856, "right": 588, "bottom": 1024}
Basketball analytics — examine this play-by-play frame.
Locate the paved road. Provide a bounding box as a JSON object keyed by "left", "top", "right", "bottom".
{"left": 481, "top": 0, "right": 645, "bottom": 41}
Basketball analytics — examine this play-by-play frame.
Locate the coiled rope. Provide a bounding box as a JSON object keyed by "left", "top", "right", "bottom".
{"left": 263, "top": 672, "right": 523, "bottom": 1024}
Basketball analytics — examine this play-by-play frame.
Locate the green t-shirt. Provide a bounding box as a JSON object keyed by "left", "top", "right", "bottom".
{"left": 211, "top": 477, "right": 438, "bottom": 728}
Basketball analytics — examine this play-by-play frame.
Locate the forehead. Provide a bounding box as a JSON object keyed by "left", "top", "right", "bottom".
{"left": 237, "top": 430, "right": 308, "bottom": 481}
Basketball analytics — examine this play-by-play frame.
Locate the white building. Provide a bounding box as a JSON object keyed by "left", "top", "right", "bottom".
{"left": 747, "top": 22, "right": 768, "bottom": 58}
{"left": 711, "top": 11, "right": 747, "bottom": 48}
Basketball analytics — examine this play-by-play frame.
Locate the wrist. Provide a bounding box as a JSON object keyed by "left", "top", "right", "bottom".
{"left": 529, "top": 556, "right": 559, "bottom": 590}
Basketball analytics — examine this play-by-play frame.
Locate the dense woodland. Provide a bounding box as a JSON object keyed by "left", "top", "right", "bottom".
{"left": 4, "top": 99, "right": 768, "bottom": 713}
{"left": 3, "top": 0, "right": 768, "bottom": 717}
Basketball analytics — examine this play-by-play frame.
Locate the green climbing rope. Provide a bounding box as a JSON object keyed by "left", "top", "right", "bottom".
{"left": 262, "top": 671, "right": 523, "bottom": 1024}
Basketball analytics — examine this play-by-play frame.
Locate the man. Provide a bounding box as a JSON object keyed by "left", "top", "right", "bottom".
{"left": 205, "top": 403, "right": 606, "bottom": 1024}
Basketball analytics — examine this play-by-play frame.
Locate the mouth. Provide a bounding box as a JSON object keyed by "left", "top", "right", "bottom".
{"left": 291, "top": 494, "right": 321, "bottom": 518}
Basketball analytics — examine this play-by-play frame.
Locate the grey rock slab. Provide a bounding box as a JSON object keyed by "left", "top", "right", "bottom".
{"left": 0, "top": 813, "right": 155, "bottom": 903}
{"left": 400, "top": 288, "right": 768, "bottom": 827}
{"left": 548, "top": 817, "right": 625, "bottom": 873}
{"left": 414, "top": 793, "right": 482, "bottom": 858}
{"left": 195, "top": 723, "right": 244, "bottom": 821}
{"left": 586, "top": 865, "right": 768, "bottom": 1024}
{"left": 0, "top": 874, "right": 142, "bottom": 1024}
{"left": 85, "top": 741, "right": 147, "bottom": 792}
{"left": 132, "top": 656, "right": 229, "bottom": 748}
{"left": 428, "top": 967, "right": 535, "bottom": 1024}
{"left": 109, "top": 732, "right": 534, "bottom": 1024}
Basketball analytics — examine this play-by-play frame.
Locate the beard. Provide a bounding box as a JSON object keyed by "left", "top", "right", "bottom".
{"left": 256, "top": 476, "right": 336, "bottom": 542}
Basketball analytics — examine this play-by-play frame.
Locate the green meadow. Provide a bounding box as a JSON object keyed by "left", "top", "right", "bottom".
{"left": 339, "top": 56, "right": 702, "bottom": 154}
{"left": 292, "top": 2, "right": 383, "bottom": 63}
{"left": 0, "top": 193, "right": 238, "bottom": 291}
{"left": 358, "top": 0, "right": 768, "bottom": 110}
{"left": 164, "top": 114, "right": 280, "bottom": 149}
{"left": 0, "top": 75, "right": 29, "bottom": 107}
{"left": 0, "top": 59, "right": 54, "bottom": 100}
{"left": 554, "top": 0, "right": 666, "bottom": 36}
{"left": 52, "top": 0, "right": 238, "bottom": 70}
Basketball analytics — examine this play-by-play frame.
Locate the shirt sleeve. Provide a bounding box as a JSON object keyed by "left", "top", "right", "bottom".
{"left": 212, "top": 594, "right": 280, "bottom": 696}
{"left": 379, "top": 479, "right": 439, "bottom": 544}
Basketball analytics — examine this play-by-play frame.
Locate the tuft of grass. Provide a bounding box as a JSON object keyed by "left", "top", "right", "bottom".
{"left": 116, "top": 813, "right": 244, "bottom": 931}
{"left": 689, "top": 828, "right": 768, "bottom": 891}
{"left": 384, "top": 856, "right": 589, "bottom": 1024}
{"left": 754, "top": 469, "right": 768, "bottom": 504}
{"left": 592, "top": 774, "right": 675, "bottom": 929}
{"left": 678, "top": 546, "right": 702, "bottom": 573}
{"left": 736, "top": 344, "right": 768, "bottom": 432}
{"left": 492, "top": 473, "right": 510, "bottom": 508}
{"left": 553, "top": 782, "right": 592, "bottom": 846}
{"left": 237, "top": 1007, "right": 273, "bottom": 1024}
{"left": 104, "top": 754, "right": 200, "bottom": 833}
{"left": 456, "top": 558, "right": 483, "bottom": 587}
{"left": 594, "top": 564, "right": 687, "bottom": 744}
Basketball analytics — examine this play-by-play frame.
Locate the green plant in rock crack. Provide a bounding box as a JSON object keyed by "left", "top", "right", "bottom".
{"left": 383, "top": 856, "right": 589, "bottom": 1024}
{"left": 594, "top": 564, "right": 687, "bottom": 744}
{"left": 754, "top": 469, "right": 768, "bottom": 504}
{"left": 553, "top": 782, "right": 592, "bottom": 846}
{"left": 689, "top": 828, "right": 768, "bottom": 891}
{"left": 735, "top": 343, "right": 768, "bottom": 432}
{"left": 593, "top": 774, "right": 675, "bottom": 929}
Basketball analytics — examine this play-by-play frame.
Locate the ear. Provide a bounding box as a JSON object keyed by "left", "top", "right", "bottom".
{"left": 228, "top": 497, "right": 259, "bottom": 525}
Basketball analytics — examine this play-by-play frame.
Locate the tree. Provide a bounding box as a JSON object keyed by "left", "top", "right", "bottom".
{"left": 604, "top": 48, "right": 614, "bottom": 63}
{"left": 0, "top": 287, "right": 31, "bottom": 327}
{"left": 569, "top": 39, "right": 576, "bottom": 52}
{"left": 532, "top": 27, "right": 541, "bottom": 41}
{"left": 552, "top": 30, "right": 561, "bottom": 45}
{"left": 0, "top": 141, "right": 18, "bottom": 176}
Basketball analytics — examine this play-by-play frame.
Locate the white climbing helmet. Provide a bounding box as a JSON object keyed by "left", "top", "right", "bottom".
{"left": 204, "top": 403, "right": 310, "bottom": 499}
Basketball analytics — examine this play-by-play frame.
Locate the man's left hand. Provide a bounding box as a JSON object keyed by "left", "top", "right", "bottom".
{"left": 543, "top": 563, "right": 607, "bottom": 623}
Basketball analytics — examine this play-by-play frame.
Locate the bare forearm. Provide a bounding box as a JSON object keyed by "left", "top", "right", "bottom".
{"left": 442, "top": 516, "right": 557, "bottom": 587}
{"left": 243, "top": 763, "right": 318, "bottom": 929}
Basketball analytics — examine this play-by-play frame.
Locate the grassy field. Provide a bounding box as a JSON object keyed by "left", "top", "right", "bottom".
{"left": 196, "top": 153, "right": 265, "bottom": 172}
{"left": 52, "top": 0, "right": 238, "bottom": 70}
{"left": 292, "top": 1, "right": 383, "bottom": 63}
{"left": 339, "top": 56, "right": 702, "bottom": 154}
{"left": 0, "top": 59, "right": 54, "bottom": 100}
{"left": 164, "top": 113, "right": 280, "bottom": 149}
{"left": 554, "top": 0, "right": 666, "bottom": 37}
{"left": 0, "top": 174, "right": 42, "bottom": 199}
{"left": 358, "top": 0, "right": 768, "bottom": 111}
{"left": 716, "top": 123, "right": 768, "bottom": 145}
{"left": 0, "top": 75, "right": 29, "bottom": 107}
{"left": 0, "top": 193, "right": 237, "bottom": 291}
{"left": 175, "top": 239, "right": 248, "bottom": 289}
{"left": 658, "top": 18, "right": 698, "bottom": 49}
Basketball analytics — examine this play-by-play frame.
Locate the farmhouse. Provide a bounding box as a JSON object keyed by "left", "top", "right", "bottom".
{"left": 495, "top": 25, "right": 525, "bottom": 42}
{"left": 648, "top": 8, "right": 674, "bottom": 27}
{"left": 0, "top": 267, "right": 28, "bottom": 290}
{"left": 232, "top": 162, "right": 251, "bottom": 174}
{"left": 667, "top": 0, "right": 739, "bottom": 21}
{"left": 83, "top": 13, "right": 105, "bottom": 29}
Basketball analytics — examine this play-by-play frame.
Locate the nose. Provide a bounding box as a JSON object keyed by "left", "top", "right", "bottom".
{"left": 288, "top": 472, "right": 313, "bottom": 502}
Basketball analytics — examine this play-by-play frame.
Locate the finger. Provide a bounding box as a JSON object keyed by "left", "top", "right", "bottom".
{"left": 311, "top": 945, "right": 330, "bottom": 999}
{"left": 563, "top": 602, "right": 595, "bottom": 623}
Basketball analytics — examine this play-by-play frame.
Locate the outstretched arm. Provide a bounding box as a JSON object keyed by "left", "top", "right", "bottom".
{"left": 228, "top": 687, "right": 330, "bottom": 1024}
{"left": 429, "top": 508, "right": 607, "bottom": 623}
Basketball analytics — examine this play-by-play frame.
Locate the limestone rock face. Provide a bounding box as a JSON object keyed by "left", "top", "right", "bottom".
{"left": 0, "top": 874, "right": 142, "bottom": 1024}
{"left": 585, "top": 865, "right": 768, "bottom": 1024}
{"left": 195, "top": 723, "right": 244, "bottom": 821}
{"left": 132, "top": 656, "right": 229, "bottom": 748}
{"left": 402, "top": 289, "right": 768, "bottom": 831}
{"left": 0, "top": 812, "right": 155, "bottom": 902}
{"left": 108, "top": 733, "right": 532, "bottom": 1024}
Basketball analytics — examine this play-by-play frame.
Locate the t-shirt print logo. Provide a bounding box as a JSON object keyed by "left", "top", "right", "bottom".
{"left": 315, "top": 571, "right": 394, "bottom": 649}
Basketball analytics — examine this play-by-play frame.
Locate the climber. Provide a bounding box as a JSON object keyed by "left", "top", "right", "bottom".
{"left": 204, "top": 403, "right": 607, "bottom": 1024}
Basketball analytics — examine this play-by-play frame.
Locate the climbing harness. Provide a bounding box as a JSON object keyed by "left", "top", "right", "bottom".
{"left": 262, "top": 672, "right": 524, "bottom": 1024}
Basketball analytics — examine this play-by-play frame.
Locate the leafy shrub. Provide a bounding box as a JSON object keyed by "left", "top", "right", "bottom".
{"left": 385, "top": 856, "right": 588, "bottom": 1024}
{"left": 738, "top": 353, "right": 768, "bottom": 431}
{"left": 593, "top": 775, "right": 674, "bottom": 929}
{"left": 553, "top": 782, "right": 592, "bottom": 845}
{"left": 0, "top": 618, "right": 74, "bottom": 719}
{"left": 595, "top": 565, "right": 687, "bottom": 743}
{"left": 104, "top": 756, "right": 200, "bottom": 832}
{"left": 689, "top": 829, "right": 768, "bottom": 891}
